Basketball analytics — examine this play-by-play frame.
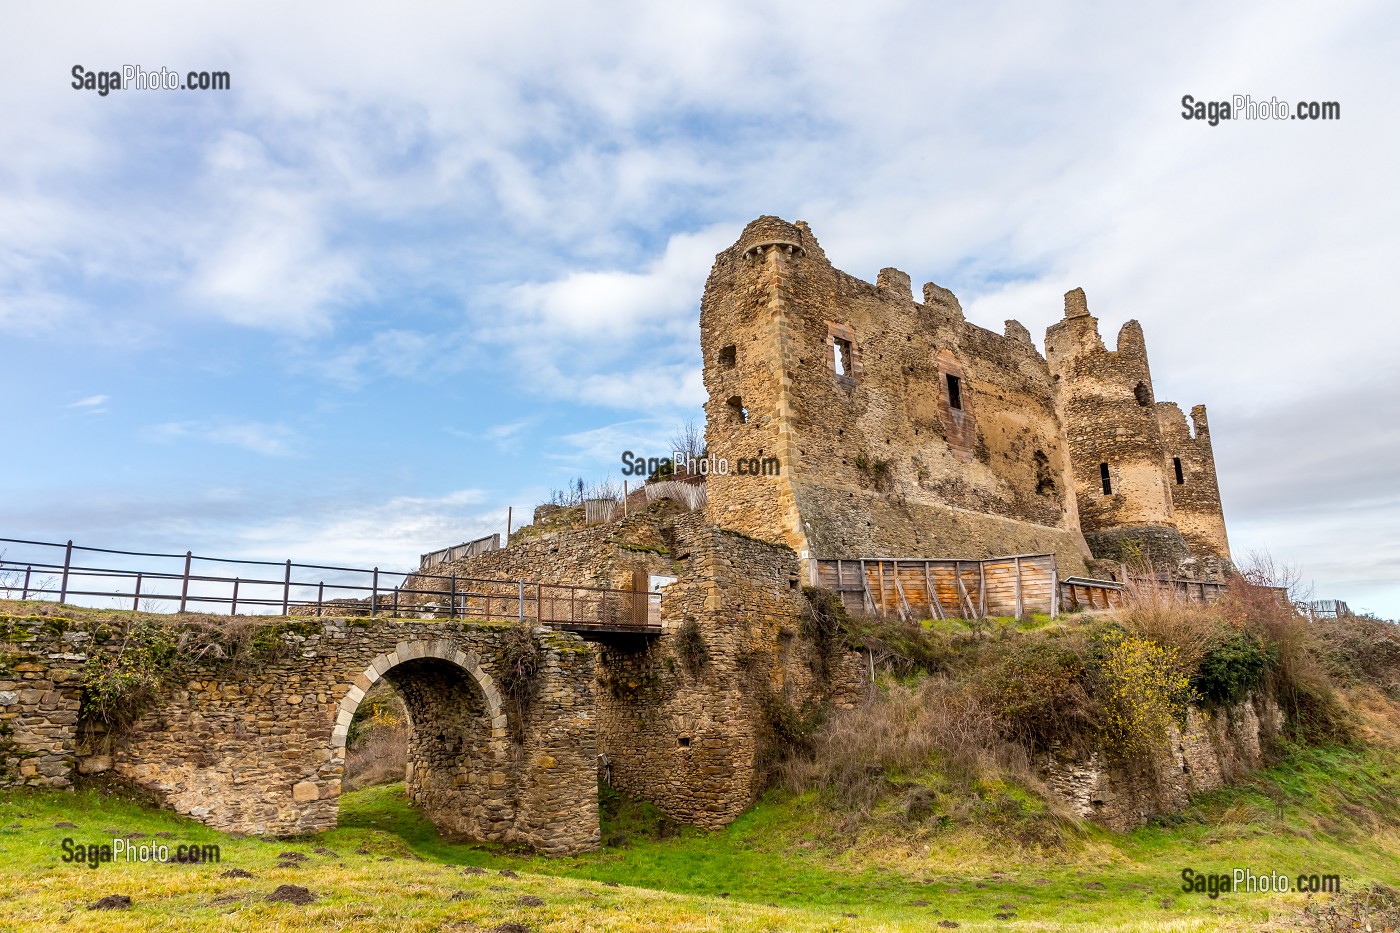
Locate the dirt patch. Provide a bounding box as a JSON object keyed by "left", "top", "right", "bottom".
{"left": 462, "top": 866, "right": 487, "bottom": 875}
{"left": 276, "top": 851, "right": 309, "bottom": 862}
{"left": 88, "top": 894, "right": 132, "bottom": 910}
{"left": 516, "top": 895, "right": 545, "bottom": 907}
{"left": 53, "top": 821, "right": 77, "bottom": 829}
{"left": 266, "top": 884, "right": 317, "bottom": 905}
{"left": 220, "top": 868, "right": 254, "bottom": 879}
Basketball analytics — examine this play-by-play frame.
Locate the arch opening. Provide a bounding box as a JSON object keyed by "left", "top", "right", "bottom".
{"left": 331, "top": 644, "right": 512, "bottom": 842}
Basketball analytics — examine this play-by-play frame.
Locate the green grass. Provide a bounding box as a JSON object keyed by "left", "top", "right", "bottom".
{"left": 2, "top": 744, "right": 1397, "bottom": 931}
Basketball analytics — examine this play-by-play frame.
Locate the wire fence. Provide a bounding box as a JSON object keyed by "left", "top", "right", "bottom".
{"left": 0, "top": 537, "right": 660, "bottom": 632}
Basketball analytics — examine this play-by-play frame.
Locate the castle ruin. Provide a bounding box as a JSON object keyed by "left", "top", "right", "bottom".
{"left": 702, "top": 216, "right": 1230, "bottom": 581}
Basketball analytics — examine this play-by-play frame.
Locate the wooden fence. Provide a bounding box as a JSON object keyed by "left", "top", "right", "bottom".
{"left": 813, "top": 555, "right": 1229, "bottom": 620}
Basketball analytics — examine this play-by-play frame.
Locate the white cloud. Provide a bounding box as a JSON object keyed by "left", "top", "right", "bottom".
{"left": 146, "top": 420, "right": 303, "bottom": 457}
{"left": 66, "top": 394, "right": 109, "bottom": 414}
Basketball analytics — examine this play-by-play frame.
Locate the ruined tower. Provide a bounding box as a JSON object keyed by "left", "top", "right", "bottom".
{"left": 701, "top": 217, "right": 1093, "bottom": 578}
{"left": 1044, "top": 288, "right": 1229, "bottom": 571}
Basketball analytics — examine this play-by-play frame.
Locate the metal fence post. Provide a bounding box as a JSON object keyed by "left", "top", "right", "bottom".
{"left": 231, "top": 577, "right": 240, "bottom": 616}
{"left": 22, "top": 566, "right": 31, "bottom": 600}
{"left": 518, "top": 580, "right": 525, "bottom": 624}
{"left": 132, "top": 572, "right": 142, "bottom": 612}
{"left": 450, "top": 573, "right": 457, "bottom": 618}
{"left": 179, "top": 551, "right": 192, "bottom": 613}
{"left": 317, "top": 581, "right": 324, "bottom": 617}
{"left": 371, "top": 568, "right": 379, "bottom": 618}
{"left": 393, "top": 586, "right": 399, "bottom": 617}
{"left": 59, "top": 540, "right": 73, "bottom": 604}
{"left": 282, "top": 560, "right": 292, "bottom": 616}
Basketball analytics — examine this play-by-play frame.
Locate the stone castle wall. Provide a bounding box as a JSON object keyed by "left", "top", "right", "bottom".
{"left": 700, "top": 217, "right": 1092, "bottom": 574}
{"left": 440, "top": 501, "right": 866, "bottom": 828}
{"left": 697, "top": 216, "right": 1230, "bottom": 577}
{"left": 1156, "top": 402, "right": 1231, "bottom": 562}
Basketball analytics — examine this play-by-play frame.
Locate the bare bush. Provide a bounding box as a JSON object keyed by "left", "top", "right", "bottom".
{"left": 1117, "top": 579, "right": 1229, "bottom": 674}
{"left": 779, "top": 677, "right": 1027, "bottom": 814}
{"left": 344, "top": 724, "right": 408, "bottom": 790}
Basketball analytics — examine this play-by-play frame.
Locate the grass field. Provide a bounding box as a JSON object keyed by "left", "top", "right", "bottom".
{"left": 1, "top": 744, "right": 1397, "bottom": 932}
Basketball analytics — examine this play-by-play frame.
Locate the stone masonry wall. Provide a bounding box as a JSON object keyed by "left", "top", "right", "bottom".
{"left": 700, "top": 217, "right": 1092, "bottom": 575}
{"left": 1045, "top": 290, "right": 1196, "bottom": 572}
{"left": 1156, "top": 402, "right": 1232, "bottom": 563}
{"left": 0, "top": 607, "right": 599, "bottom": 855}
{"left": 442, "top": 501, "right": 866, "bottom": 828}
{"left": 0, "top": 615, "right": 86, "bottom": 787}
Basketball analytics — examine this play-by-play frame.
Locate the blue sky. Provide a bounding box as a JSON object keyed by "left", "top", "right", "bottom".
{"left": 2, "top": 1, "right": 1397, "bottom": 617}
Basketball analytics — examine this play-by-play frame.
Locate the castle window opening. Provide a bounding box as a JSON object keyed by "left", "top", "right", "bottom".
{"left": 832, "top": 336, "right": 853, "bottom": 377}
{"left": 718, "top": 344, "right": 736, "bottom": 369}
{"left": 946, "top": 373, "right": 963, "bottom": 411}
{"left": 1134, "top": 381, "right": 1152, "bottom": 407}
{"left": 1034, "top": 450, "right": 1056, "bottom": 495}
{"left": 727, "top": 395, "right": 748, "bottom": 424}
{"left": 1174, "top": 456, "right": 1185, "bottom": 485}
{"left": 1100, "top": 462, "right": 1113, "bottom": 495}
{"left": 678, "top": 736, "right": 691, "bottom": 748}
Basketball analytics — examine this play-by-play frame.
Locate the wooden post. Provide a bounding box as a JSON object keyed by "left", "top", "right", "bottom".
{"left": 1049, "top": 568, "right": 1059, "bottom": 619}
{"left": 518, "top": 580, "right": 525, "bottom": 624}
{"left": 22, "top": 566, "right": 31, "bottom": 600}
{"left": 978, "top": 563, "right": 987, "bottom": 617}
{"left": 231, "top": 577, "right": 240, "bottom": 616}
{"left": 451, "top": 573, "right": 458, "bottom": 618}
{"left": 179, "top": 550, "right": 192, "bottom": 613}
{"left": 506, "top": 507, "right": 513, "bottom": 544}
{"left": 393, "top": 587, "right": 400, "bottom": 617}
{"left": 371, "top": 568, "right": 379, "bottom": 618}
{"left": 876, "top": 560, "right": 887, "bottom": 618}
{"left": 132, "top": 572, "right": 142, "bottom": 612}
{"left": 1013, "top": 556, "right": 1023, "bottom": 619}
{"left": 59, "top": 540, "right": 73, "bottom": 605}
{"left": 317, "top": 581, "right": 324, "bottom": 617}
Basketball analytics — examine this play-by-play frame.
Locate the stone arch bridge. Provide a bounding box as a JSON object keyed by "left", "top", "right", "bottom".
{"left": 2, "top": 615, "right": 602, "bottom": 856}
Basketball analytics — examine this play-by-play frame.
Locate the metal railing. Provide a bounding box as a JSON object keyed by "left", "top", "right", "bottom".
{"left": 0, "top": 536, "right": 659, "bottom": 632}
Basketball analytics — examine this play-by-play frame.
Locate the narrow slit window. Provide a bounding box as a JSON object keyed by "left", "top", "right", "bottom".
{"left": 946, "top": 374, "right": 963, "bottom": 411}
{"left": 833, "top": 337, "right": 852, "bottom": 377}
{"left": 1173, "top": 457, "right": 1185, "bottom": 485}
{"left": 1100, "top": 462, "right": 1112, "bottom": 495}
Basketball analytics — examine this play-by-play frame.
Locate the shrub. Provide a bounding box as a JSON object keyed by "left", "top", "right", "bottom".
{"left": 497, "top": 621, "right": 541, "bottom": 739}
{"left": 1095, "top": 629, "right": 1195, "bottom": 763}
{"left": 674, "top": 617, "right": 708, "bottom": 674}
{"left": 800, "top": 586, "right": 848, "bottom": 680}
{"left": 976, "top": 631, "right": 1095, "bottom": 752}
{"left": 1194, "top": 630, "right": 1272, "bottom": 706}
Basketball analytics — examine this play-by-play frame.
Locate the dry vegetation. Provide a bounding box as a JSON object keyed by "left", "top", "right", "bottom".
{"left": 774, "top": 555, "right": 1400, "bottom": 843}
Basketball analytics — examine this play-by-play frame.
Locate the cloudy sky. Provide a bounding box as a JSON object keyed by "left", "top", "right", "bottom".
{"left": 1, "top": 1, "right": 1396, "bottom": 616}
